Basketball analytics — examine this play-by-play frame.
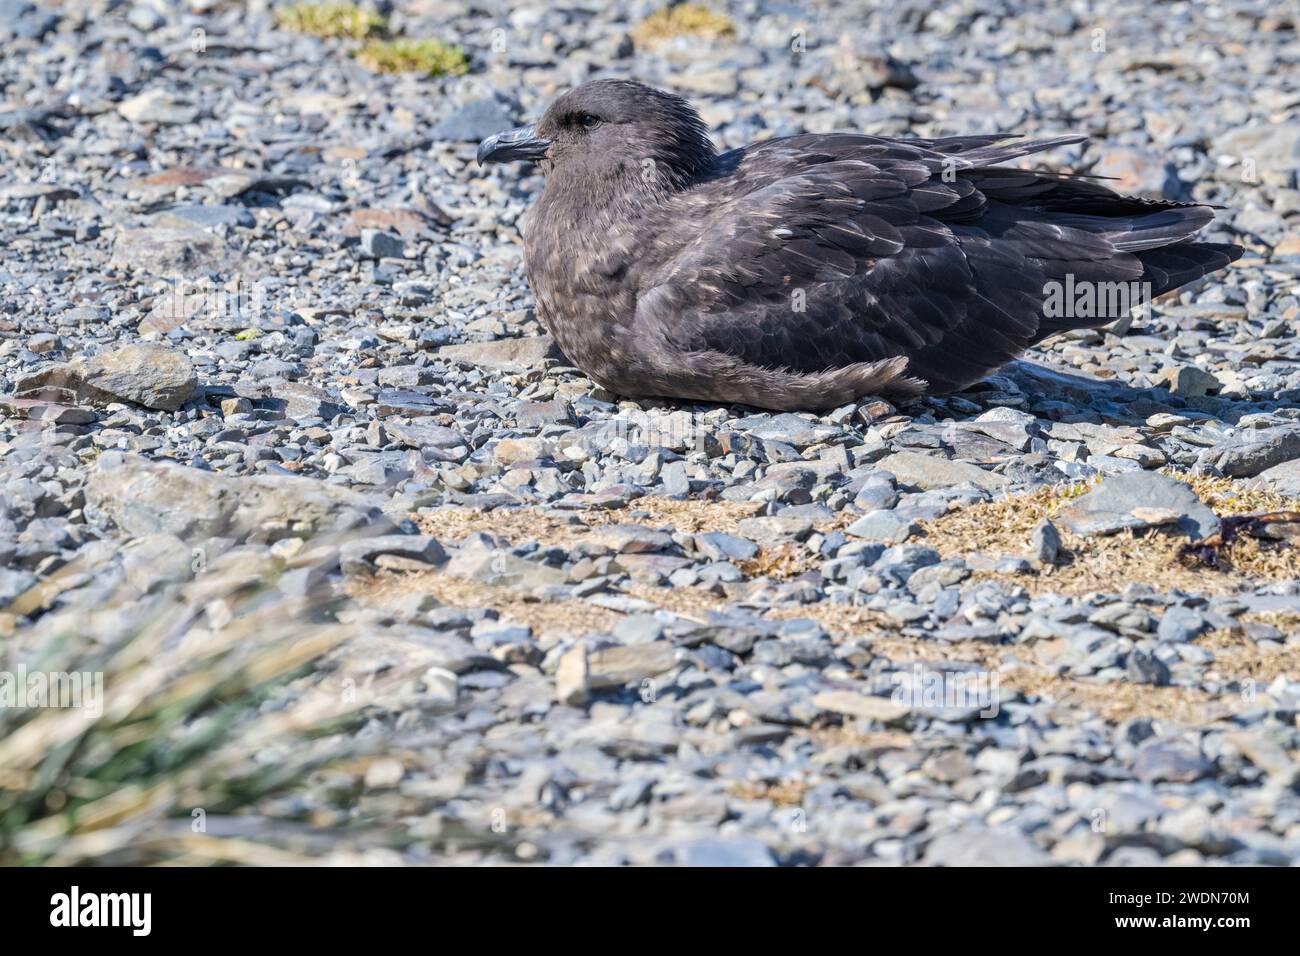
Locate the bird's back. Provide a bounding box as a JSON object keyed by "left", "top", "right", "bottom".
{"left": 630, "top": 131, "right": 1239, "bottom": 396}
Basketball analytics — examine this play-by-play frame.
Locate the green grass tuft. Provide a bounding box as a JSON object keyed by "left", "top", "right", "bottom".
{"left": 0, "top": 541, "right": 372, "bottom": 865}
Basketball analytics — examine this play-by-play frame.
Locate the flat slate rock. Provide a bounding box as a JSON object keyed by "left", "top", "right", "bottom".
{"left": 1133, "top": 739, "right": 1214, "bottom": 784}
{"left": 1055, "top": 471, "right": 1219, "bottom": 539}
{"left": 84, "top": 452, "right": 390, "bottom": 542}
{"left": 18, "top": 344, "right": 197, "bottom": 411}
{"left": 73, "top": 344, "right": 198, "bottom": 411}
{"left": 1196, "top": 426, "right": 1300, "bottom": 478}
{"left": 437, "top": 336, "right": 560, "bottom": 371}
{"left": 874, "top": 450, "right": 1008, "bottom": 491}
{"left": 109, "top": 225, "right": 234, "bottom": 277}
{"left": 923, "top": 827, "right": 1053, "bottom": 867}
{"left": 1256, "top": 458, "right": 1300, "bottom": 497}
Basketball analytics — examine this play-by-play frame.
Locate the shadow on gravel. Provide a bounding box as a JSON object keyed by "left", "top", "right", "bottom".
{"left": 992, "top": 359, "right": 1297, "bottom": 427}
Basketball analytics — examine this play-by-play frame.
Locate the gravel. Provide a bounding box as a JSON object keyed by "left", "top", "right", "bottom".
{"left": 2, "top": 0, "right": 1299, "bottom": 867}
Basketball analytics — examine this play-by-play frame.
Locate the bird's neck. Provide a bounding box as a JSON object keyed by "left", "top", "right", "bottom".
{"left": 541, "top": 160, "right": 686, "bottom": 215}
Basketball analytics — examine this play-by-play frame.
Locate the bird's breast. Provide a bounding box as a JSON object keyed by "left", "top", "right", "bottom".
{"left": 523, "top": 240, "right": 623, "bottom": 378}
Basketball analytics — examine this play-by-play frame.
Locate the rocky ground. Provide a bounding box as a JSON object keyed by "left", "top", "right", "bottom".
{"left": 3, "top": 0, "right": 1300, "bottom": 866}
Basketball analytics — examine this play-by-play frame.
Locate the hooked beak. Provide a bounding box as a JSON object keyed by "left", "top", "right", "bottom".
{"left": 476, "top": 123, "right": 552, "bottom": 166}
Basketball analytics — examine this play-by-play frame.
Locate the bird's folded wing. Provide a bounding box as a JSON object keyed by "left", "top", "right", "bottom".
{"left": 633, "top": 128, "right": 1233, "bottom": 393}
{"left": 636, "top": 156, "right": 1051, "bottom": 392}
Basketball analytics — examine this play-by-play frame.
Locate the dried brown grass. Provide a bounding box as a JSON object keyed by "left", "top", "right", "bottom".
{"left": 919, "top": 473, "right": 1300, "bottom": 597}
{"left": 413, "top": 498, "right": 760, "bottom": 547}
{"left": 350, "top": 569, "right": 625, "bottom": 637}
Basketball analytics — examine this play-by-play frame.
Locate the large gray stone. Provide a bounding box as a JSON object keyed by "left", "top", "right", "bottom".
{"left": 340, "top": 535, "right": 447, "bottom": 575}
{"left": 1055, "top": 472, "right": 1218, "bottom": 539}
{"left": 731, "top": 412, "right": 842, "bottom": 448}
{"left": 84, "top": 453, "right": 388, "bottom": 542}
{"left": 844, "top": 509, "right": 917, "bottom": 544}
{"left": 437, "top": 336, "right": 559, "bottom": 371}
{"left": 693, "top": 531, "right": 758, "bottom": 562}
{"left": 271, "top": 381, "right": 345, "bottom": 420}
{"left": 1133, "top": 739, "right": 1213, "bottom": 784}
{"left": 923, "top": 827, "right": 1052, "bottom": 866}
{"left": 1256, "top": 458, "right": 1300, "bottom": 497}
{"left": 592, "top": 524, "right": 675, "bottom": 554}
{"left": 74, "top": 344, "right": 198, "bottom": 411}
{"left": 16, "top": 345, "right": 198, "bottom": 411}
{"left": 384, "top": 420, "right": 467, "bottom": 451}
{"left": 587, "top": 642, "right": 679, "bottom": 689}
{"left": 110, "top": 226, "right": 232, "bottom": 276}
{"left": 1196, "top": 426, "right": 1300, "bottom": 479}
{"left": 875, "top": 450, "right": 1008, "bottom": 491}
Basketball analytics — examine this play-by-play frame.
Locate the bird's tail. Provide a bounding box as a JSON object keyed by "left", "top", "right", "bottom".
{"left": 1030, "top": 236, "right": 1242, "bottom": 345}
{"left": 1136, "top": 241, "right": 1243, "bottom": 297}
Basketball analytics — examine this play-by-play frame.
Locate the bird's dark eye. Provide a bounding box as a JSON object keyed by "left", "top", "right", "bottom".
{"left": 575, "top": 112, "right": 601, "bottom": 130}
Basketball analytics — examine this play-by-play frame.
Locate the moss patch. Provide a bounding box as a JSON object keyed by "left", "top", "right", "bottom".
{"left": 275, "top": 3, "right": 387, "bottom": 39}
{"left": 631, "top": 5, "right": 737, "bottom": 46}
{"left": 356, "top": 39, "right": 469, "bottom": 77}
